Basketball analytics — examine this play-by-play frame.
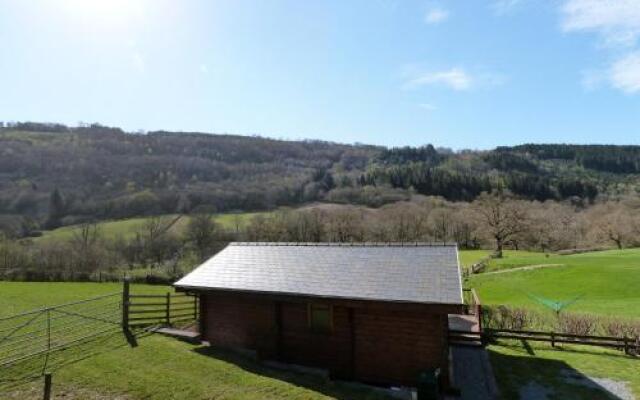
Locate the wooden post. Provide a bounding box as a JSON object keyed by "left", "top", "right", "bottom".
{"left": 43, "top": 373, "right": 52, "bottom": 400}
{"left": 623, "top": 336, "right": 628, "bottom": 355}
{"left": 165, "top": 292, "right": 171, "bottom": 326}
{"left": 551, "top": 331, "right": 555, "bottom": 348}
{"left": 122, "top": 278, "right": 130, "bottom": 331}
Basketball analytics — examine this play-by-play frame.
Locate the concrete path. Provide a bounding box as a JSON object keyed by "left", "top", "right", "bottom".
{"left": 448, "top": 314, "right": 480, "bottom": 332}
{"left": 451, "top": 346, "right": 499, "bottom": 400}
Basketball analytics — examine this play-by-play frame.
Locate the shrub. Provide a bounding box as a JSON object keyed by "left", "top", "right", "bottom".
{"left": 556, "top": 313, "right": 596, "bottom": 336}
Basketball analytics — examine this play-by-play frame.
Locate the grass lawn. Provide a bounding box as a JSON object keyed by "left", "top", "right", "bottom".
{"left": 33, "top": 211, "right": 270, "bottom": 243}
{"left": 468, "top": 249, "right": 640, "bottom": 318}
{"left": 489, "top": 339, "right": 640, "bottom": 399}
{"left": 0, "top": 282, "right": 393, "bottom": 400}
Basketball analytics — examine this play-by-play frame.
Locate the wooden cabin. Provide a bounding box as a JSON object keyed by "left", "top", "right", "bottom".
{"left": 174, "top": 242, "right": 464, "bottom": 387}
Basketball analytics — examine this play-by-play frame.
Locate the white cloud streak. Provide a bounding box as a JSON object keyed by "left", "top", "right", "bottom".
{"left": 406, "top": 68, "right": 472, "bottom": 91}
{"left": 418, "top": 103, "right": 437, "bottom": 111}
{"left": 425, "top": 8, "right": 449, "bottom": 25}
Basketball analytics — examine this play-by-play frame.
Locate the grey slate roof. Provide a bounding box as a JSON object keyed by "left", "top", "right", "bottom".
{"left": 174, "top": 242, "right": 463, "bottom": 305}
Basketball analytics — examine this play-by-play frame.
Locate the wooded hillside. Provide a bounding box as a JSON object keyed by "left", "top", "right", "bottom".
{"left": 1, "top": 121, "right": 640, "bottom": 236}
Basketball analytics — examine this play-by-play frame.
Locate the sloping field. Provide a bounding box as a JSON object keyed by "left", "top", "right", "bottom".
{"left": 33, "top": 212, "right": 270, "bottom": 243}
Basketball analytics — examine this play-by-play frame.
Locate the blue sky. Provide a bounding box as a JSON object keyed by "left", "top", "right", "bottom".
{"left": 0, "top": 0, "right": 639, "bottom": 149}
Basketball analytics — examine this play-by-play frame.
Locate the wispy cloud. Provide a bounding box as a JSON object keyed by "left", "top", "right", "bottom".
{"left": 561, "top": 0, "right": 640, "bottom": 94}
{"left": 406, "top": 68, "right": 472, "bottom": 91}
{"left": 403, "top": 67, "right": 506, "bottom": 92}
{"left": 425, "top": 7, "right": 449, "bottom": 25}
{"left": 609, "top": 51, "right": 640, "bottom": 93}
{"left": 418, "top": 103, "right": 437, "bottom": 111}
{"left": 561, "top": 0, "right": 640, "bottom": 47}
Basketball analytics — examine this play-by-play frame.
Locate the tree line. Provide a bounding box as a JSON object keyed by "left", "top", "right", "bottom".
{"left": 3, "top": 193, "right": 640, "bottom": 282}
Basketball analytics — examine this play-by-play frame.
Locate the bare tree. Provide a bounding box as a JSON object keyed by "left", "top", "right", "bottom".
{"left": 70, "top": 222, "right": 102, "bottom": 272}
{"left": 186, "top": 213, "right": 224, "bottom": 261}
{"left": 589, "top": 203, "right": 637, "bottom": 250}
{"left": 473, "top": 193, "right": 528, "bottom": 258}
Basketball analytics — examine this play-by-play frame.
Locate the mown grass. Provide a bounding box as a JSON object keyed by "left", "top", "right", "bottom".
{"left": 0, "top": 282, "right": 394, "bottom": 400}
{"left": 489, "top": 339, "right": 640, "bottom": 399}
{"left": 468, "top": 249, "right": 640, "bottom": 318}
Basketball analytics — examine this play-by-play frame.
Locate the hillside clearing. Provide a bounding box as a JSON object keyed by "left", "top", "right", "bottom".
{"left": 32, "top": 212, "right": 270, "bottom": 243}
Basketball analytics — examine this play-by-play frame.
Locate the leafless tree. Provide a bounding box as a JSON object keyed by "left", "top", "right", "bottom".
{"left": 472, "top": 193, "right": 529, "bottom": 257}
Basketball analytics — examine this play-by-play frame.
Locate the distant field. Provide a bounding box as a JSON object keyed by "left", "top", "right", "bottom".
{"left": 34, "top": 211, "right": 270, "bottom": 243}
{"left": 0, "top": 282, "right": 395, "bottom": 400}
{"left": 468, "top": 249, "right": 640, "bottom": 318}
{"left": 457, "top": 249, "right": 541, "bottom": 269}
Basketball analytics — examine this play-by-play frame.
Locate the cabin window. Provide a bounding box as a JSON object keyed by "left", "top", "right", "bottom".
{"left": 308, "top": 304, "right": 332, "bottom": 334}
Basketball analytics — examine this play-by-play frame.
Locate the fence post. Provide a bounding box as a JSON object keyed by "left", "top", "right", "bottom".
{"left": 43, "top": 373, "right": 52, "bottom": 400}
{"left": 551, "top": 331, "right": 555, "bottom": 348}
{"left": 122, "top": 278, "right": 130, "bottom": 331}
{"left": 165, "top": 292, "right": 171, "bottom": 326}
{"left": 623, "top": 336, "right": 628, "bottom": 355}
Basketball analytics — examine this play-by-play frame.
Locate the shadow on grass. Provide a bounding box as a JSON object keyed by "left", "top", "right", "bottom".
{"left": 0, "top": 328, "right": 152, "bottom": 393}
{"left": 192, "top": 346, "right": 395, "bottom": 400}
{"left": 488, "top": 347, "right": 628, "bottom": 400}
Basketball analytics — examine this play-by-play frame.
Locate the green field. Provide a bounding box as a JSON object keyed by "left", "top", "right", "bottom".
{"left": 466, "top": 249, "right": 640, "bottom": 318}
{"left": 34, "top": 212, "right": 270, "bottom": 243}
{"left": 0, "top": 282, "right": 393, "bottom": 400}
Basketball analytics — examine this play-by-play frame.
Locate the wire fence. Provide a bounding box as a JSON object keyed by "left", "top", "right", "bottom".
{"left": 0, "top": 292, "right": 123, "bottom": 392}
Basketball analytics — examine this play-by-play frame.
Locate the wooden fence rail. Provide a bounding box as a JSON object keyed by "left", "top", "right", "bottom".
{"left": 449, "top": 328, "right": 640, "bottom": 355}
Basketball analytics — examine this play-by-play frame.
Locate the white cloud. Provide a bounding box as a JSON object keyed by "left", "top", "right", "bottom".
{"left": 407, "top": 68, "right": 472, "bottom": 91}
{"left": 560, "top": 0, "right": 640, "bottom": 94}
{"left": 425, "top": 8, "right": 449, "bottom": 25}
{"left": 418, "top": 103, "right": 437, "bottom": 111}
{"left": 609, "top": 52, "right": 640, "bottom": 93}
{"left": 403, "top": 67, "right": 506, "bottom": 92}
{"left": 562, "top": 0, "right": 640, "bottom": 47}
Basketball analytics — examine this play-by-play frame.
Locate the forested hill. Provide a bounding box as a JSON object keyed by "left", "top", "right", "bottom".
{"left": 1, "top": 122, "right": 639, "bottom": 236}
